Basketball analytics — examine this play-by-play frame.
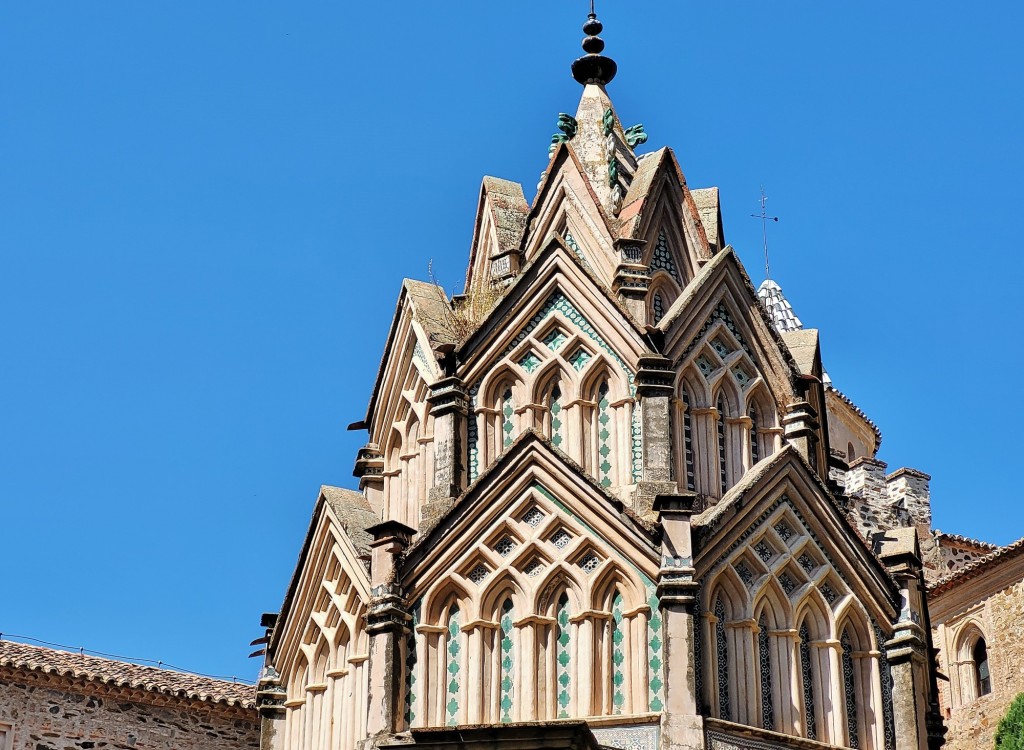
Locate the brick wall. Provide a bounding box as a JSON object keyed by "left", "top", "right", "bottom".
{"left": 0, "top": 671, "right": 259, "bottom": 750}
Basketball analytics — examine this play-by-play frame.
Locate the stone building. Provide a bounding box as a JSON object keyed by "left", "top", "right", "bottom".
{"left": 255, "top": 11, "right": 955, "bottom": 750}
{"left": 926, "top": 540, "right": 1024, "bottom": 749}
{"left": 0, "top": 639, "right": 259, "bottom": 750}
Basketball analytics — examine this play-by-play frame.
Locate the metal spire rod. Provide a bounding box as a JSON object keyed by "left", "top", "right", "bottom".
{"left": 750, "top": 185, "right": 779, "bottom": 280}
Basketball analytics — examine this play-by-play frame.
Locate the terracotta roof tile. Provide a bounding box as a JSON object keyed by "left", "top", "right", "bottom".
{"left": 0, "top": 639, "right": 256, "bottom": 708}
{"left": 930, "top": 535, "right": 1024, "bottom": 594}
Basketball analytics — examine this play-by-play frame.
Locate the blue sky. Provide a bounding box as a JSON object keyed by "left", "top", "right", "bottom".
{"left": 1, "top": 1, "right": 1021, "bottom": 681}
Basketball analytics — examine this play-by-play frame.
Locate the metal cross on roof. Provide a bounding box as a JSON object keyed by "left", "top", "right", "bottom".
{"left": 750, "top": 185, "right": 779, "bottom": 280}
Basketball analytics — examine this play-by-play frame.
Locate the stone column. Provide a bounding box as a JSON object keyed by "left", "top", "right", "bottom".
{"left": 878, "top": 527, "right": 946, "bottom": 750}
{"left": 422, "top": 376, "right": 468, "bottom": 524}
{"left": 612, "top": 238, "right": 650, "bottom": 322}
{"left": 654, "top": 493, "right": 704, "bottom": 750}
{"left": 364, "top": 520, "right": 416, "bottom": 740}
{"left": 782, "top": 399, "right": 821, "bottom": 471}
{"left": 635, "top": 356, "right": 678, "bottom": 515}
{"left": 353, "top": 444, "right": 384, "bottom": 512}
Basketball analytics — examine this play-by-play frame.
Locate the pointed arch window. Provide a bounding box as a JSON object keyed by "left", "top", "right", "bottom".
{"left": 841, "top": 629, "right": 859, "bottom": 748}
{"left": 749, "top": 405, "right": 760, "bottom": 465}
{"left": 499, "top": 599, "right": 515, "bottom": 722}
{"left": 611, "top": 592, "right": 627, "bottom": 714}
{"left": 445, "top": 607, "right": 463, "bottom": 726}
{"left": 555, "top": 593, "right": 572, "bottom": 718}
{"left": 549, "top": 384, "right": 564, "bottom": 448}
{"left": 717, "top": 394, "right": 728, "bottom": 495}
{"left": 757, "top": 613, "right": 775, "bottom": 731}
{"left": 799, "top": 622, "right": 817, "bottom": 740}
{"left": 501, "top": 387, "right": 515, "bottom": 449}
{"left": 714, "top": 596, "right": 730, "bottom": 721}
{"left": 596, "top": 380, "right": 613, "bottom": 487}
{"left": 652, "top": 292, "right": 665, "bottom": 325}
{"left": 974, "top": 637, "right": 992, "bottom": 697}
{"left": 681, "top": 388, "right": 695, "bottom": 491}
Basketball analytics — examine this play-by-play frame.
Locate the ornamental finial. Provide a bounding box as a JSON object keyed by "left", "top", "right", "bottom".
{"left": 571, "top": 2, "right": 617, "bottom": 86}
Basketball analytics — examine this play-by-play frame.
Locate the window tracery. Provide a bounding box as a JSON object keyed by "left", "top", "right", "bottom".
{"left": 799, "top": 622, "right": 817, "bottom": 740}
{"left": 411, "top": 489, "right": 659, "bottom": 726}
{"left": 673, "top": 305, "right": 779, "bottom": 497}
{"left": 704, "top": 503, "right": 890, "bottom": 747}
{"left": 757, "top": 612, "right": 775, "bottom": 731}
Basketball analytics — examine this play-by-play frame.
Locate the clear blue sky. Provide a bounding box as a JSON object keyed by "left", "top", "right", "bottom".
{"left": 2, "top": 1, "right": 1021, "bottom": 681}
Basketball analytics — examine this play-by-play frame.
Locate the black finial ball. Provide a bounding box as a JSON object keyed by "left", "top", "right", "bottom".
{"left": 583, "top": 17, "right": 603, "bottom": 36}
{"left": 582, "top": 35, "right": 605, "bottom": 54}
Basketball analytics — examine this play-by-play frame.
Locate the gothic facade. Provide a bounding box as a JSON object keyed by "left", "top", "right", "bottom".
{"left": 255, "top": 15, "right": 951, "bottom": 750}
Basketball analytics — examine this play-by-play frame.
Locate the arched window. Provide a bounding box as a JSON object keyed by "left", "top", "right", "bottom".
{"left": 555, "top": 592, "right": 572, "bottom": 718}
{"left": 847, "top": 441, "right": 857, "bottom": 462}
{"left": 749, "top": 405, "right": 760, "bottom": 465}
{"left": 757, "top": 612, "right": 775, "bottom": 731}
{"left": 714, "top": 595, "right": 730, "bottom": 720}
{"left": 501, "top": 387, "right": 515, "bottom": 449}
{"left": 798, "top": 622, "right": 817, "bottom": 740}
{"left": 611, "top": 592, "right": 627, "bottom": 714}
{"left": 841, "top": 628, "right": 859, "bottom": 749}
{"left": 681, "top": 388, "right": 695, "bottom": 491}
{"left": 591, "top": 379, "right": 614, "bottom": 487}
{"left": 548, "top": 383, "right": 564, "bottom": 448}
{"left": 974, "top": 637, "right": 992, "bottom": 697}
{"left": 652, "top": 292, "right": 666, "bottom": 325}
{"left": 445, "top": 606, "right": 462, "bottom": 726}
{"left": 498, "top": 598, "right": 515, "bottom": 722}
{"left": 717, "top": 394, "right": 728, "bottom": 495}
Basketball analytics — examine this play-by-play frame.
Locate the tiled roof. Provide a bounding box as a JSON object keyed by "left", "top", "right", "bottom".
{"left": 0, "top": 639, "right": 256, "bottom": 708}
{"left": 825, "top": 385, "right": 883, "bottom": 451}
{"left": 757, "top": 279, "right": 803, "bottom": 333}
{"left": 930, "top": 536, "right": 1024, "bottom": 594}
{"left": 934, "top": 530, "right": 1000, "bottom": 552}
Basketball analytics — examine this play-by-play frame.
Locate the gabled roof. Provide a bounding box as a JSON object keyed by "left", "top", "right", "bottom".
{"left": 0, "top": 639, "right": 255, "bottom": 709}
{"left": 269, "top": 485, "right": 377, "bottom": 656}
{"left": 825, "top": 384, "right": 883, "bottom": 453}
{"left": 657, "top": 246, "right": 801, "bottom": 397}
{"left": 403, "top": 428, "right": 658, "bottom": 578}
{"left": 693, "top": 445, "right": 900, "bottom": 610}
{"left": 363, "top": 278, "right": 456, "bottom": 426}
{"left": 617, "top": 147, "right": 710, "bottom": 261}
{"left": 464, "top": 177, "right": 529, "bottom": 291}
{"left": 456, "top": 234, "right": 652, "bottom": 371}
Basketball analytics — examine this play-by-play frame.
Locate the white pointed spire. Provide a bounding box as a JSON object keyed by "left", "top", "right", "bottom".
{"left": 757, "top": 278, "right": 803, "bottom": 333}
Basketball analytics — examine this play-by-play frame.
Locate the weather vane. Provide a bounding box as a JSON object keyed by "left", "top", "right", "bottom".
{"left": 750, "top": 185, "right": 779, "bottom": 280}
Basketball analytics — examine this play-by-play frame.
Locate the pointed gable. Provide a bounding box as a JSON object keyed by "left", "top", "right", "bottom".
{"left": 527, "top": 143, "right": 619, "bottom": 285}
{"left": 269, "top": 486, "right": 376, "bottom": 732}
{"left": 455, "top": 236, "right": 653, "bottom": 491}
{"left": 464, "top": 177, "right": 529, "bottom": 291}
{"left": 659, "top": 247, "right": 799, "bottom": 411}
{"left": 694, "top": 446, "right": 899, "bottom": 625}
{"left": 399, "top": 432, "right": 667, "bottom": 725}
{"left": 618, "top": 148, "right": 712, "bottom": 273}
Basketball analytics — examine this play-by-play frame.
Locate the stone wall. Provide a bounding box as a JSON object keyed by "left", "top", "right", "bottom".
{"left": 0, "top": 670, "right": 259, "bottom": 750}
{"left": 931, "top": 556, "right": 1024, "bottom": 750}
